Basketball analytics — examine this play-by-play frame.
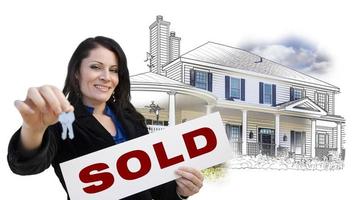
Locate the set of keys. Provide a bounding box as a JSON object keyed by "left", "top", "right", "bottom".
{"left": 58, "top": 112, "right": 75, "bottom": 140}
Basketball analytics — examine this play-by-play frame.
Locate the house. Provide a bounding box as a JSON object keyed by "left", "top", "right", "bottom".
{"left": 130, "top": 16, "right": 345, "bottom": 160}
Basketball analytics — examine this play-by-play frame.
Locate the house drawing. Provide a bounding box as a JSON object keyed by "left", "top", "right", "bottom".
{"left": 130, "top": 15, "right": 346, "bottom": 163}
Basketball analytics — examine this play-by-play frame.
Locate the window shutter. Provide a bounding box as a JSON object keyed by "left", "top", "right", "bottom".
{"left": 225, "top": 124, "right": 231, "bottom": 140}
{"left": 225, "top": 76, "right": 230, "bottom": 100}
{"left": 241, "top": 79, "right": 245, "bottom": 101}
{"left": 272, "top": 84, "right": 276, "bottom": 106}
{"left": 190, "top": 69, "right": 195, "bottom": 86}
{"left": 302, "top": 132, "right": 306, "bottom": 155}
{"left": 325, "top": 94, "right": 329, "bottom": 112}
{"left": 290, "top": 131, "right": 295, "bottom": 152}
{"left": 259, "top": 82, "right": 263, "bottom": 104}
{"left": 208, "top": 72, "right": 212, "bottom": 92}
{"left": 290, "top": 87, "right": 294, "bottom": 101}
{"left": 239, "top": 125, "right": 243, "bottom": 141}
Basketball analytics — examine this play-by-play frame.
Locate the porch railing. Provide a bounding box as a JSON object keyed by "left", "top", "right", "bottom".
{"left": 231, "top": 143, "right": 343, "bottom": 160}
{"left": 246, "top": 142, "right": 276, "bottom": 156}
{"left": 247, "top": 142, "right": 260, "bottom": 156}
{"left": 315, "top": 147, "right": 338, "bottom": 160}
{"left": 147, "top": 125, "right": 166, "bottom": 134}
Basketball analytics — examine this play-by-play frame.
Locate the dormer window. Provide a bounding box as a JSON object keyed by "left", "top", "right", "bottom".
{"left": 290, "top": 87, "right": 305, "bottom": 101}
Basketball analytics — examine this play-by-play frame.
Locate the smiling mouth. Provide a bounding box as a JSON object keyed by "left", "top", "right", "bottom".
{"left": 94, "top": 84, "right": 111, "bottom": 92}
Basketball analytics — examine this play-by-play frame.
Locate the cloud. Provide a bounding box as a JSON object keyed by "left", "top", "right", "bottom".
{"left": 242, "top": 37, "right": 331, "bottom": 75}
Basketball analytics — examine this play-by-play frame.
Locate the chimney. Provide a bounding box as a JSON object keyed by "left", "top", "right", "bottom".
{"left": 149, "top": 16, "right": 181, "bottom": 74}
{"left": 156, "top": 15, "right": 163, "bottom": 22}
{"left": 169, "top": 31, "right": 181, "bottom": 62}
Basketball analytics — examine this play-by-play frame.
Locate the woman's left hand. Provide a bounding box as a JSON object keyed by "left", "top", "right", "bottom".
{"left": 175, "top": 166, "right": 204, "bottom": 197}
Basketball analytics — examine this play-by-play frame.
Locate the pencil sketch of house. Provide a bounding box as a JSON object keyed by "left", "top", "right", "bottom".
{"left": 130, "top": 15, "right": 346, "bottom": 169}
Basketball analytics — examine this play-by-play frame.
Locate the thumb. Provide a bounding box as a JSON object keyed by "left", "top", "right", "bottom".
{"left": 14, "top": 100, "right": 35, "bottom": 117}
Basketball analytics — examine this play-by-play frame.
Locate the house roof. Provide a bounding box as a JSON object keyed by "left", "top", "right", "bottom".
{"left": 130, "top": 71, "right": 186, "bottom": 86}
{"left": 180, "top": 42, "right": 338, "bottom": 91}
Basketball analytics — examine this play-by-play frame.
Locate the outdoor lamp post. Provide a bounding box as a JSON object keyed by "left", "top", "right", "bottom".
{"left": 145, "top": 101, "right": 162, "bottom": 125}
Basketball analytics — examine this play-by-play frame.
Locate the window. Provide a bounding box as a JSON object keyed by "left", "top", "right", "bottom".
{"left": 316, "top": 92, "right": 327, "bottom": 110}
{"left": 318, "top": 134, "right": 327, "bottom": 148}
{"left": 226, "top": 124, "right": 242, "bottom": 155}
{"left": 259, "top": 82, "right": 276, "bottom": 106}
{"left": 195, "top": 71, "right": 208, "bottom": 90}
{"left": 230, "top": 125, "right": 241, "bottom": 141}
{"left": 226, "top": 76, "right": 245, "bottom": 101}
{"left": 264, "top": 84, "right": 272, "bottom": 104}
{"left": 230, "top": 77, "right": 241, "bottom": 99}
{"left": 317, "top": 131, "right": 329, "bottom": 148}
{"left": 190, "top": 69, "right": 212, "bottom": 91}
{"left": 226, "top": 124, "right": 242, "bottom": 141}
{"left": 293, "top": 88, "right": 304, "bottom": 100}
{"left": 290, "top": 131, "right": 306, "bottom": 155}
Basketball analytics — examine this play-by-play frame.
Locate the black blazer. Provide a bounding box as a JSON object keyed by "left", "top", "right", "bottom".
{"left": 7, "top": 102, "right": 181, "bottom": 200}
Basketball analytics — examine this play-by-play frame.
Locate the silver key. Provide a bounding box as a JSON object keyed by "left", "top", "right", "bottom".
{"left": 59, "top": 112, "right": 75, "bottom": 140}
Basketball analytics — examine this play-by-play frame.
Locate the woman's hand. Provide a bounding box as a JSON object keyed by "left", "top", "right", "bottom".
{"left": 14, "top": 85, "right": 73, "bottom": 150}
{"left": 175, "top": 166, "right": 204, "bottom": 198}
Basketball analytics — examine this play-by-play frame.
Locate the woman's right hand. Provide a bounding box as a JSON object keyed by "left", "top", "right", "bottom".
{"left": 14, "top": 85, "right": 74, "bottom": 150}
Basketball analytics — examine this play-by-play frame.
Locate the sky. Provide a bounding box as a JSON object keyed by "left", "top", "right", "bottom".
{"left": 0, "top": 0, "right": 357, "bottom": 199}
{"left": 241, "top": 36, "right": 331, "bottom": 75}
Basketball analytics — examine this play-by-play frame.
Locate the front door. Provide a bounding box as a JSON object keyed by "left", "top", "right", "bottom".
{"left": 258, "top": 128, "right": 275, "bottom": 156}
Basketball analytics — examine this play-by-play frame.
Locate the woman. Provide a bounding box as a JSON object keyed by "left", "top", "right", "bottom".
{"left": 7, "top": 36, "right": 203, "bottom": 200}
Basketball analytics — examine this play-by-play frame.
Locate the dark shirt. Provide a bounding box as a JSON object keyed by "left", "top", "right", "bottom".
{"left": 7, "top": 102, "right": 181, "bottom": 200}
{"left": 86, "top": 105, "right": 127, "bottom": 144}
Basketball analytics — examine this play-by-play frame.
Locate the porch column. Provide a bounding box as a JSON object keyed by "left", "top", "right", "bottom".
{"left": 337, "top": 122, "right": 342, "bottom": 156}
{"left": 167, "top": 90, "right": 176, "bottom": 127}
{"left": 206, "top": 104, "right": 214, "bottom": 115}
{"left": 242, "top": 110, "right": 247, "bottom": 155}
{"left": 275, "top": 114, "right": 280, "bottom": 156}
{"left": 311, "top": 119, "right": 316, "bottom": 158}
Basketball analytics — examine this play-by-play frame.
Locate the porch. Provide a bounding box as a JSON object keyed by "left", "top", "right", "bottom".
{"left": 143, "top": 110, "right": 344, "bottom": 160}
{"left": 130, "top": 72, "right": 345, "bottom": 160}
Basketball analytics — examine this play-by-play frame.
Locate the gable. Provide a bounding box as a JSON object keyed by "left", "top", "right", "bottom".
{"left": 279, "top": 97, "right": 327, "bottom": 115}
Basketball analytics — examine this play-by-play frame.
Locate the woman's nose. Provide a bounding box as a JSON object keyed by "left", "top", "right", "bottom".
{"left": 99, "top": 69, "right": 110, "bottom": 81}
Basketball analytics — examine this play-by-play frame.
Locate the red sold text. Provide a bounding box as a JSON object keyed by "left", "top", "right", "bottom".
{"left": 78, "top": 127, "right": 217, "bottom": 194}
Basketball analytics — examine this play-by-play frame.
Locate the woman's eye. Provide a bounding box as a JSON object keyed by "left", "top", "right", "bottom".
{"left": 110, "top": 68, "right": 119, "bottom": 73}
{"left": 90, "top": 65, "right": 100, "bottom": 69}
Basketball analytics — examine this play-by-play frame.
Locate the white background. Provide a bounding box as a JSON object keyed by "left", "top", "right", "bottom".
{"left": 0, "top": 0, "right": 356, "bottom": 199}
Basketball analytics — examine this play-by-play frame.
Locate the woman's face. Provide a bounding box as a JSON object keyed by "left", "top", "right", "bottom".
{"left": 78, "top": 45, "right": 119, "bottom": 107}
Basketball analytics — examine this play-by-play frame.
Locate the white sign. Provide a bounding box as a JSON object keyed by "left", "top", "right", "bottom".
{"left": 60, "top": 112, "right": 233, "bottom": 200}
